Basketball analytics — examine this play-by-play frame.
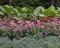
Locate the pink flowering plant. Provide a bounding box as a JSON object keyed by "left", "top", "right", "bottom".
{"left": 0, "top": 16, "right": 60, "bottom": 39}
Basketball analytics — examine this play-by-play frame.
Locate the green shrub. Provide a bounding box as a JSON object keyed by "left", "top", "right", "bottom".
{"left": 0, "top": 5, "right": 60, "bottom": 18}
{"left": 12, "top": 36, "right": 60, "bottom": 48}
{"left": 0, "top": 36, "right": 12, "bottom": 48}
{"left": 0, "top": 36, "right": 60, "bottom": 48}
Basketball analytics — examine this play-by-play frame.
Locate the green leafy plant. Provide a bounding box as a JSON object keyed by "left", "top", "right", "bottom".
{"left": 0, "top": 5, "right": 60, "bottom": 19}
{"left": 12, "top": 36, "right": 60, "bottom": 48}
{"left": 44, "top": 5, "right": 57, "bottom": 17}
{"left": 33, "top": 6, "right": 45, "bottom": 17}
{"left": 0, "top": 36, "right": 12, "bottom": 48}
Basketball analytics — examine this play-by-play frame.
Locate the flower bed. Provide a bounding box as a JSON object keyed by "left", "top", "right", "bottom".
{"left": 0, "top": 16, "right": 60, "bottom": 48}
{"left": 0, "top": 16, "right": 60, "bottom": 39}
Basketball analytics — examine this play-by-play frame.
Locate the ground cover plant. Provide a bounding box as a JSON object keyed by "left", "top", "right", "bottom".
{"left": 0, "top": 36, "right": 60, "bottom": 48}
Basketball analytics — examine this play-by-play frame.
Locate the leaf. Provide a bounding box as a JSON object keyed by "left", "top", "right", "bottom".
{"left": 3, "top": 5, "right": 12, "bottom": 13}
{"left": 15, "top": 6, "right": 22, "bottom": 13}
{"left": 10, "top": 7, "right": 20, "bottom": 16}
{"left": 33, "top": 6, "right": 45, "bottom": 17}
{"left": 56, "top": 7, "right": 60, "bottom": 15}
{"left": 0, "top": 12, "right": 4, "bottom": 15}
{"left": 0, "top": 6, "right": 6, "bottom": 15}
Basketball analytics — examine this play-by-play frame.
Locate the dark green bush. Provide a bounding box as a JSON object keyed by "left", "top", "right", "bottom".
{"left": 0, "top": 36, "right": 60, "bottom": 48}
{"left": 0, "top": 0, "right": 60, "bottom": 8}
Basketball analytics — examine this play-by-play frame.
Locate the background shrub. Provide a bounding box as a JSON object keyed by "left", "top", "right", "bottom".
{"left": 0, "top": 0, "right": 60, "bottom": 8}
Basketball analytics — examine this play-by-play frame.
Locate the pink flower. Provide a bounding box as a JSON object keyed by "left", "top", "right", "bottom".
{"left": 53, "top": 27, "right": 57, "bottom": 30}
{"left": 40, "top": 25, "right": 45, "bottom": 28}
{"left": 31, "top": 22, "right": 35, "bottom": 26}
{"left": 13, "top": 28, "right": 19, "bottom": 32}
{"left": 0, "top": 26, "right": 6, "bottom": 29}
{"left": 37, "top": 20, "right": 40, "bottom": 23}
{"left": 52, "top": 22, "right": 57, "bottom": 26}
{"left": 20, "top": 29, "right": 22, "bottom": 31}
{"left": 24, "top": 25, "right": 28, "bottom": 29}
{"left": 28, "top": 24, "right": 33, "bottom": 28}
{"left": 25, "top": 21, "right": 30, "bottom": 24}
{"left": 58, "top": 21, "right": 60, "bottom": 24}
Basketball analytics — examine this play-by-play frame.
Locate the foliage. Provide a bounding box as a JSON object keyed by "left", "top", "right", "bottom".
{"left": 33, "top": 6, "right": 45, "bottom": 17}
{"left": 9, "top": 36, "right": 60, "bottom": 48}
{"left": 0, "top": 36, "right": 60, "bottom": 48}
{"left": 0, "top": 16, "right": 60, "bottom": 39}
{"left": 0, "top": 36, "right": 12, "bottom": 48}
{"left": 0, "top": 0, "right": 60, "bottom": 8}
{"left": 44, "top": 5, "right": 57, "bottom": 17}
{"left": 0, "top": 0, "right": 51, "bottom": 8}
{"left": 0, "top": 5, "right": 34, "bottom": 19}
{"left": 0, "top": 5, "right": 60, "bottom": 19}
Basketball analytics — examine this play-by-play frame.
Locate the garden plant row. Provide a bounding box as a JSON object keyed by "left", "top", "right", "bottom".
{"left": 0, "top": 5, "right": 60, "bottom": 19}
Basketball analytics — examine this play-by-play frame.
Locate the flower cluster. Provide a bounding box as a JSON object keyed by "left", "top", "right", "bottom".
{"left": 0, "top": 16, "right": 60, "bottom": 38}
